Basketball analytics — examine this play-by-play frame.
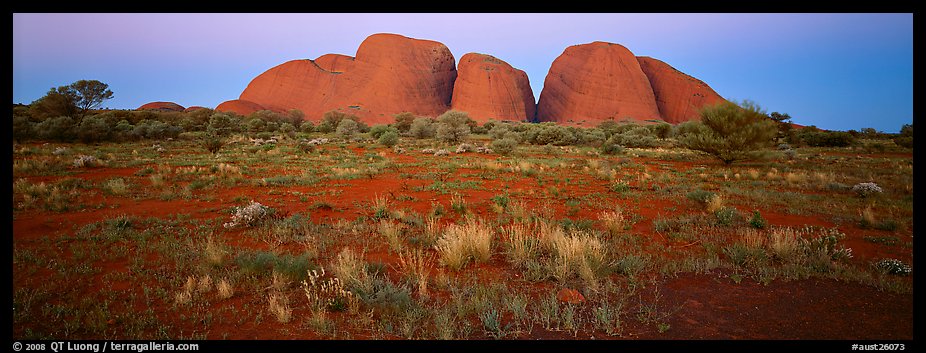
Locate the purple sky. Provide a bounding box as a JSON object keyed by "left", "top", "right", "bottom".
{"left": 13, "top": 13, "right": 912, "bottom": 132}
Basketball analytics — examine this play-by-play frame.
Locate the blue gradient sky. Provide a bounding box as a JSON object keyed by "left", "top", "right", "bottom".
{"left": 13, "top": 13, "right": 912, "bottom": 132}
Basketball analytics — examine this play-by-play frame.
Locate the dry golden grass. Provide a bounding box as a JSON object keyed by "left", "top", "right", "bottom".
{"left": 331, "top": 248, "right": 372, "bottom": 294}
{"left": 217, "top": 278, "right": 234, "bottom": 299}
{"left": 598, "top": 209, "right": 626, "bottom": 236}
{"left": 398, "top": 249, "right": 431, "bottom": 298}
{"left": 267, "top": 292, "right": 292, "bottom": 323}
{"left": 508, "top": 198, "right": 530, "bottom": 221}
{"left": 768, "top": 227, "right": 801, "bottom": 261}
{"left": 203, "top": 237, "right": 226, "bottom": 266}
{"left": 503, "top": 222, "right": 539, "bottom": 267}
{"left": 197, "top": 274, "right": 213, "bottom": 293}
{"left": 149, "top": 174, "right": 165, "bottom": 188}
{"left": 784, "top": 172, "right": 807, "bottom": 186}
{"left": 739, "top": 228, "right": 766, "bottom": 249}
{"left": 434, "top": 218, "right": 493, "bottom": 270}
{"left": 174, "top": 276, "right": 197, "bottom": 306}
{"left": 548, "top": 229, "right": 608, "bottom": 285}
{"left": 747, "top": 168, "right": 760, "bottom": 180}
{"left": 378, "top": 220, "right": 405, "bottom": 252}
{"left": 860, "top": 206, "right": 876, "bottom": 225}
{"left": 705, "top": 194, "right": 725, "bottom": 213}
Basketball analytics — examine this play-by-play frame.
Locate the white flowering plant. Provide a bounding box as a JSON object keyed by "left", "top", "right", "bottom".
{"left": 852, "top": 182, "right": 883, "bottom": 197}
{"left": 874, "top": 258, "right": 911, "bottom": 275}
{"left": 223, "top": 201, "right": 273, "bottom": 229}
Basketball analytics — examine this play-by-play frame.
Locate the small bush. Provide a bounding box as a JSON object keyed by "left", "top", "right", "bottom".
{"left": 851, "top": 182, "right": 883, "bottom": 198}
{"left": 409, "top": 117, "right": 435, "bottom": 139}
{"left": 748, "top": 210, "right": 767, "bottom": 229}
{"left": 715, "top": 207, "right": 740, "bottom": 226}
{"left": 378, "top": 131, "right": 400, "bottom": 147}
{"left": 676, "top": 100, "right": 777, "bottom": 164}
{"left": 873, "top": 258, "right": 912, "bottom": 275}
{"left": 336, "top": 118, "right": 360, "bottom": 138}
{"left": 599, "top": 139, "right": 625, "bottom": 155}
{"left": 490, "top": 138, "right": 518, "bottom": 155}
{"left": 73, "top": 155, "right": 100, "bottom": 168}
{"left": 224, "top": 201, "right": 273, "bottom": 228}
{"left": 435, "top": 110, "right": 472, "bottom": 144}
{"left": 202, "top": 134, "right": 225, "bottom": 154}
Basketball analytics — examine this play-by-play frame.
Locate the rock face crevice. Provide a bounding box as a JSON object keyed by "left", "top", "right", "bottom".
{"left": 217, "top": 34, "right": 726, "bottom": 126}
{"left": 450, "top": 53, "right": 536, "bottom": 123}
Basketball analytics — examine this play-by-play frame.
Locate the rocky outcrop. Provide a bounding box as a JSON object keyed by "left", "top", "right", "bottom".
{"left": 450, "top": 53, "right": 535, "bottom": 122}
{"left": 215, "top": 99, "right": 267, "bottom": 116}
{"left": 237, "top": 33, "right": 457, "bottom": 125}
{"left": 536, "top": 42, "right": 662, "bottom": 125}
{"left": 138, "top": 101, "right": 185, "bottom": 112}
{"left": 314, "top": 54, "right": 355, "bottom": 73}
{"left": 637, "top": 57, "right": 725, "bottom": 124}
{"left": 183, "top": 106, "right": 208, "bottom": 112}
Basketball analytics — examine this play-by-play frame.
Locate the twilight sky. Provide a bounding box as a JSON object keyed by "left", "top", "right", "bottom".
{"left": 12, "top": 13, "right": 913, "bottom": 132}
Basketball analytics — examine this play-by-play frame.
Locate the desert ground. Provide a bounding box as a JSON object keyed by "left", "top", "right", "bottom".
{"left": 11, "top": 133, "right": 913, "bottom": 340}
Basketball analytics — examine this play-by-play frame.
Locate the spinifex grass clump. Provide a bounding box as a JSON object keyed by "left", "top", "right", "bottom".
{"left": 435, "top": 218, "right": 493, "bottom": 270}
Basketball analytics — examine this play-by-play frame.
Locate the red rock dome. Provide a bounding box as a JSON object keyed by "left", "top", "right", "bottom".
{"left": 450, "top": 53, "right": 535, "bottom": 123}
{"left": 237, "top": 33, "right": 457, "bottom": 125}
{"left": 637, "top": 56, "right": 725, "bottom": 124}
{"left": 536, "top": 42, "right": 662, "bottom": 125}
{"left": 137, "top": 101, "right": 185, "bottom": 112}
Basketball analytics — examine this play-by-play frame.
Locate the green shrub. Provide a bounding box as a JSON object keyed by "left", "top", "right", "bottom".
{"left": 599, "top": 138, "right": 625, "bottom": 155}
{"left": 435, "top": 110, "right": 472, "bottom": 144}
{"left": 370, "top": 125, "right": 399, "bottom": 139}
{"left": 715, "top": 207, "right": 740, "bottom": 226}
{"left": 795, "top": 129, "right": 856, "bottom": 147}
{"left": 76, "top": 115, "right": 110, "bottom": 142}
{"left": 675, "top": 101, "right": 778, "bottom": 164}
{"left": 892, "top": 124, "right": 913, "bottom": 148}
{"left": 336, "top": 118, "right": 360, "bottom": 138}
{"left": 207, "top": 113, "right": 239, "bottom": 136}
{"left": 34, "top": 116, "right": 76, "bottom": 141}
{"left": 608, "top": 126, "right": 661, "bottom": 148}
{"left": 202, "top": 134, "right": 225, "bottom": 154}
{"left": 490, "top": 138, "right": 518, "bottom": 155}
{"left": 12, "top": 115, "right": 33, "bottom": 142}
{"left": 409, "top": 117, "right": 435, "bottom": 139}
{"left": 299, "top": 120, "right": 315, "bottom": 133}
{"left": 378, "top": 131, "right": 400, "bottom": 147}
{"left": 489, "top": 124, "right": 510, "bottom": 139}
{"left": 533, "top": 125, "right": 577, "bottom": 146}
{"left": 748, "top": 210, "right": 767, "bottom": 229}
{"left": 393, "top": 112, "right": 417, "bottom": 133}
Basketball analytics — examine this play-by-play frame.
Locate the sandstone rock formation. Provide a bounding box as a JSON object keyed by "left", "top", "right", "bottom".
{"left": 556, "top": 288, "right": 585, "bottom": 304}
{"left": 183, "top": 106, "right": 208, "bottom": 112}
{"left": 215, "top": 99, "right": 268, "bottom": 116}
{"left": 137, "top": 101, "right": 185, "bottom": 112}
{"left": 637, "top": 57, "right": 725, "bottom": 124}
{"left": 314, "top": 54, "right": 355, "bottom": 73}
{"left": 236, "top": 33, "right": 457, "bottom": 125}
{"left": 450, "top": 53, "right": 535, "bottom": 123}
{"left": 536, "top": 42, "right": 662, "bottom": 125}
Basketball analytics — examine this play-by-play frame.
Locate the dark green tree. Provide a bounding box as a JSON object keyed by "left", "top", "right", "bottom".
{"left": 69, "top": 80, "right": 114, "bottom": 118}
{"left": 676, "top": 100, "right": 778, "bottom": 165}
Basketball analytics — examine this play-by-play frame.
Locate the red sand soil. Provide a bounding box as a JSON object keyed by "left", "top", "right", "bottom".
{"left": 11, "top": 143, "right": 913, "bottom": 340}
